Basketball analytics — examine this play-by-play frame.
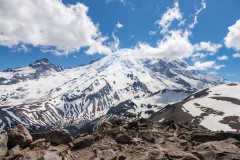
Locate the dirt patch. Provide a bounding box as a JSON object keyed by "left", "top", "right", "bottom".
{"left": 219, "top": 116, "right": 240, "bottom": 131}
{"left": 210, "top": 97, "right": 240, "bottom": 105}
{"left": 227, "top": 83, "right": 238, "bottom": 86}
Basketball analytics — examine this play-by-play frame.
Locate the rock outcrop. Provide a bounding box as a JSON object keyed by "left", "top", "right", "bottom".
{"left": 7, "top": 125, "right": 32, "bottom": 148}
{"left": 1, "top": 119, "right": 240, "bottom": 160}
{"left": 0, "top": 132, "right": 8, "bottom": 157}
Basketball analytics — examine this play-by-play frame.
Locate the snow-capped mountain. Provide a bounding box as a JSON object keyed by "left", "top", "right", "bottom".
{"left": 151, "top": 83, "right": 240, "bottom": 132}
{"left": 0, "top": 52, "right": 226, "bottom": 133}
{"left": 0, "top": 58, "right": 63, "bottom": 85}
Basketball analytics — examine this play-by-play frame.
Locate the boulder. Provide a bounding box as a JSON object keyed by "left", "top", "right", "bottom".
{"left": 0, "top": 132, "right": 8, "bottom": 158}
{"left": 139, "top": 130, "right": 155, "bottom": 143}
{"left": 116, "top": 133, "right": 133, "bottom": 144}
{"left": 193, "top": 138, "right": 240, "bottom": 160}
{"left": 146, "top": 150, "right": 166, "bottom": 160}
{"left": 7, "top": 125, "right": 32, "bottom": 148}
{"left": 18, "top": 150, "right": 62, "bottom": 160}
{"left": 8, "top": 145, "right": 21, "bottom": 157}
{"left": 95, "top": 149, "right": 117, "bottom": 160}
{"left": 29, "top": 138, "right": 48, "bottom": 150}
{"left": 32, "top": 129, "right": 72, "bottom": 145}
{"left": 48, "top": 144, "right": 70, "bottom": 152}
{"left": 166, "top": 150, "right": 199, "bottom": 160}
{"left": 18, "top": 151, "right": 37, "bottom": 160}
{"left": 191, "top": 132, "right": 240, "bottom": 143}
{"left": 41, "top": 151, "right": 62, "bottom": 160}
{"left": 73, "top": 135, "right": 94, "bottom": 149}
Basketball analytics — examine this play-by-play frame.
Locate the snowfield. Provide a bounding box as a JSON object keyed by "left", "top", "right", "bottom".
{"left": 183, "top": 83, "right": 240, "bottom": 131}
{"left": 0, "top": 52, "right": 226, "bottom": 133}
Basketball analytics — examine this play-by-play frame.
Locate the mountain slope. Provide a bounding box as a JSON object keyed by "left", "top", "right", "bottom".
{"left": 0, "top": 52, "right": 226, "bottom": 133}
{"left": 0, "top": 58, "right": 64, "bottom": 85}
{"left": 151, "top": 83, "right": 240, "bottom": 132}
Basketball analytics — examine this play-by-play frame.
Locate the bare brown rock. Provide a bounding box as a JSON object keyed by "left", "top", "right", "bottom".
{"left": 7, "top": 125, "right": 32, "bottom": 148}
{"left": 193, "top": 138, "right": 240, "bottom": 160}
{"left": 116, "top": 133, "right": 133, "bottom": 144}
{"left": 8, "top": 145, "right": 21, "bottom": 157}
{"left": 2, "top": 119, "right": 240, "bottom": 160}
{"left": 32, "top": 129, "right": 72, "bottom": 145}
{"left": 0, "top": 132, "right": 8, "bottom": 158}
{"left": 73, "top": 135, "right": 94, "bottom": 149}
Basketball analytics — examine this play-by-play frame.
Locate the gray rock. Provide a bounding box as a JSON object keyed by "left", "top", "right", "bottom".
{"left": 73, "top": 135, "right": 94, "bottom": 149}
{"left": 8, "top": 145, "right": 21, "bottom": 157}
{"left": 139, "top": 130, "right": 155, "bottom": 143}
{"left": 191, "top": 132, "right": 240, "bottom": 143}
{"left": 18, "top": 151, "right": 37, "bottom": 160}
{"left": 32, "top": 129, "right": 72, "bottom": 145}
{"left": 41, "top": 151, "right": 62, "bottom": 160}
{"left": 7, "top": 125, "right": 32, "bottom": 148}
{"left": 0, "top": 132, "right": 8, "bottom": 158}
{"left": 116, "top": 133, "right": 133, "bottom": 144}
{"left": 18, "top": 150, "right": 61, "bottom": 160}
{"left": 29, "top": 138, "right": 47, "bottom": 149}
{"left": 194, "top": 138, "right": 240, "bottom": 160}
{"left": 166, "top": 150, "right": 199, "bottom": 160}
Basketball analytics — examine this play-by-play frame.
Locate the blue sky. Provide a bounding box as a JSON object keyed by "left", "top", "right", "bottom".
{"left": 0, "top": 0, "right": 240, "bottom": 81}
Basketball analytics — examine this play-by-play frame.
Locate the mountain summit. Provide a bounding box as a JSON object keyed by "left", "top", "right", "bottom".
{"left": 0, "top": 53, "right": 226, "bottom": 134}
{"left": 0, "top": 58, "right": 63, "bottom": 85}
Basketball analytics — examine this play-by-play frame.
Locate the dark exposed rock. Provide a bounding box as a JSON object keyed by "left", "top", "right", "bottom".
{"left": 7, "top": 125, "right": 33, "bottom": 148}
{"left": 191, "top": 131, "right": 240, "bottom": 143}
{"left": 32, "top": 129, "right": 72, "bottom": 145}
{"left": 139, "top": 130, "right": 155, "bottom": 143}
{"left": 73, "top": 135, "right": 94, "bottom": 149}
{"left": 116, "top": 133, "right": 133, "bottom": 144}
{"left": 1, "top": 119, "right": 240, "bottom": 160}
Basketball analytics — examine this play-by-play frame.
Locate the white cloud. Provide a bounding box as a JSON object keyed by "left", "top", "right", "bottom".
{"left": 0, "top": 0, "right": 112, "bottom": 55}
{"left": 148, "top": 1, "right": 221, "bottom": 61}
{"left": 217, "top": 55, "right": 228, "bottom": 61}
{"left": 233, "top": 53, "right": 240, "bottom": 58}
{"left": 149, "top": 30, "right": 157, "bottom": 35}
{"left": 122, "top": 1, "right": 221, "bottom": 61}
{"left": 189, "top": 0, "right": 206, "bottom": 29}
{"left": 227, "top": 73, "right": 235, "bottom": 77}
{"left": 187, "top": 61, "right": 225, "bottom": 70}
{"left": 12, "top": 44, "right": 29, "bottom": 53}
{"left": 131, "top": 30, "right": 194, "bottom": 59}
{"left": 190, "top": 53, "right": 206, "bottom": 62}
{"left": 194, "top": 42, "right": 222, "bottom": 55}
{"left": 224, "top": 19, "right": 240, "bottom": 51}
{"left": 208, "top": 71, "right": 218, "bottom": 75}
{"left": 156, "top": 2, "right": 183, "bottom": 34}
{"left": 192, "top": 53, "right": 206, "bottom": 58}
{"left": 105, "top": 0, "right": 126, "bottom": 5}
{"left": 214, "top": 64, "right": 225, "bottom": 70}
{"left": 116, "top": 21, "right": 123, "bottom": 29}
{"left": 109, "top": 32, "right": 120, "bottom": 51}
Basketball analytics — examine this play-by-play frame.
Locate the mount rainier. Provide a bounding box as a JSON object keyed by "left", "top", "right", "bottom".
{"left": 0, "top": 52, "right": 226, "bottom": 134}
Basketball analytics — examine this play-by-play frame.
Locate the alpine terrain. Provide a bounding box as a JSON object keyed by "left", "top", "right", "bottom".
{"left": 151, "top": 83, "right": 240, "bottom": 132}
{"left": 0, "top": 52, "right": 226, "bottom": 134}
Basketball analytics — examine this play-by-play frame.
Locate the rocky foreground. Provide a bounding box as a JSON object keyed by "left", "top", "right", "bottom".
{"left": 1, "top": 119, "right": 240, "bottom": 160}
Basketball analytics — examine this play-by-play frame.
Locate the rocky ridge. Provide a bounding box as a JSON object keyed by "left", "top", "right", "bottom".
{"left": 1, "top": 119, "right": 240, "bottom": 160}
